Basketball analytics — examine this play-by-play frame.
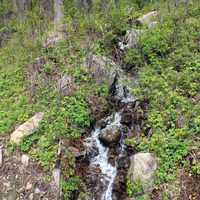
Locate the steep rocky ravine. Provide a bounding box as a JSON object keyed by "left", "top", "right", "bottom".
{"left": 76, "top": 58, "right": 149, "bottom": 200}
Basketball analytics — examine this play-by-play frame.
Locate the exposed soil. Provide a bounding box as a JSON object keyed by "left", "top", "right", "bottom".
{"left": 179, "top": 170, "right": 200, "bottom": 200}
{"left": 0, "top": 137, "right": 58, "bottom": 200}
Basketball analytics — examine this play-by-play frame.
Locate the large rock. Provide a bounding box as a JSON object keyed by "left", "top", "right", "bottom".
{"left": 99, "top": 125, "right": 121, "bottom": 146}
{"left": 10, "top": 112, "right": 44, "bottom": 144}
{"left": 119, "top": 29, "right": 144, "bottom": 50}
{"left": 128, "top": 153, "right": 157, "bottom": 192}
{"left": 86, "top": 54, "right": 119, "bottom": 85}
{"left": 136, "top": 11, "right": 158, "bottom": 27}
{"left": 119, "top": 11, "right": 158, "bottom": 50}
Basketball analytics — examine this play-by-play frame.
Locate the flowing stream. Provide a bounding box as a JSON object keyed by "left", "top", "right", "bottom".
{"left": 86, "top": 82, "right": 135, "bottom": 200}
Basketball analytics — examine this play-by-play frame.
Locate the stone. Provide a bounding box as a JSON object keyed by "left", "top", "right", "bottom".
{"left": 119, "top": 29, "right": 144, "bottom": 50}
{"left": 52, "top": 168, "right": 60, "bottom": 187}
{"left": 26, "top": 182, "right": 33, "bottom": 190}
{"left": 34, "top": 187, "right": 40, "bottom": 194}
{"left": 136, "top": 11, "right": 158, "bottom": 26}
{"left": 128, "top": 153, "right": 157, "bottom": 192}
{"left": 99, "top": 125, "right": 121, "bottom": 146}
{"left": 10, "top": 112, "right": 44, "bottom": 144}
{"left": 68, "top": 146, "right": 85, "bottom": 158}
{"left": 121, "top": 112, "right": 133, "bottom": 126}
{"left": 21, "top": 154, "right": 29, "bottom": 167}
{"left": 86, "top": 54, "right": 120, "bottom": 85}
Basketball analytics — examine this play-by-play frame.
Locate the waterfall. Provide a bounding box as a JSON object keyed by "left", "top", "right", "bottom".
{"left": 85, "top": 82, "right": 135, "bottom": 200}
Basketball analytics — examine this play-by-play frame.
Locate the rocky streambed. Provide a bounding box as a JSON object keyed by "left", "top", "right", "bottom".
{"left": 80, "top": 72, "right": 150, "bottom": 200}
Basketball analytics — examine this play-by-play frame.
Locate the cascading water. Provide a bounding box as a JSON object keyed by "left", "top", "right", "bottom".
{"left": 88, "top": 113, "right": 121, "bottom": 200}
{"left": 85, "top": 80, "right": 135, "bottom": 200}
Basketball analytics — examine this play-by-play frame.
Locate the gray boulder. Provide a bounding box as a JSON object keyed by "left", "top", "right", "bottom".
{"left": 136, "top": 11, "right": 158, "bottom": 26}
{"left": 128, "top": 153, "right": 157, "bottom": 192}
{"left": 99, "top": 125, "right": 121, "bottom": 146}
{"left": 86, "top": 54, "right": 120, "bottom": 85}
{"left": 10, "top": 112, "right": 44, "bottom": 144}
{"left": 119, "top": 29, "right": 144, "bottom": 50}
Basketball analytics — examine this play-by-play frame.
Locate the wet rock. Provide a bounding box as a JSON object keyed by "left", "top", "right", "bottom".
{"left": 86, "top": 145, "right": 99, "bottom": 159}
{"left": 128, "top": 153, "right": 157, "bottom": 192}
{"left": 99, "top": 125, "right": 121, "bottom": 146}
{"left": 10, "top": 112, "right": 44, "bottom": 144}
{"left": 86, "top": 54, "right": 119, "bottom": 85}
{"left": 68, "top": 146, "right": 85, "bottom": 158}
{"left": 121, "top": 112, "right": 133, "bottom": 126}
{"left": 109, "top": 73, "right": 134, "bottom": 104}
{"left": 96, "top": 119, "right": 107, "bottom": 129}
{"left": 136, "top": 11, "right": 158, "bottom": 26}
{"left": 21, "top": 154, "right": 29, "bottom": 167}
{"left": 117, "top": 156, "right": 130, "bottom": 170}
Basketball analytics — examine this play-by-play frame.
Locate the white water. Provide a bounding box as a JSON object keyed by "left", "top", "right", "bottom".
{"left": 85, "top": 85, "right": 135, "bottom": 200}
{"left": 87, "top": 113, "right": 121, "bottom": 200}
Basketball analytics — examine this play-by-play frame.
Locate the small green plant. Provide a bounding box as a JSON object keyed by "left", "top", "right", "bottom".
{"left": 191, "top": 159, "right": 200, "bottom": 175}
{"left": 127, "top": 179, "right": 144, "bottom": 197}
{"left": 43, "top": 63, "right": 54, "bottom": 74}
{"left": 61, "top": 176, "right": 81, "bottom": 200}
{"left": 124, "top": 48, "right": 144, "bottom": 72}
{"left": 20, "top": 134, "right": 40, "bottom": 152}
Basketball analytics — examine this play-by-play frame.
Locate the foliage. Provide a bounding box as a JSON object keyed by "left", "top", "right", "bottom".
{"left": 191, "top": 159, "right": 200, "bottom": 176}
{"left": 127, "top": 179, "right": 144, "bottom": 197}
{"left": 127, "top": 1, "right": 200, "bottom": 185}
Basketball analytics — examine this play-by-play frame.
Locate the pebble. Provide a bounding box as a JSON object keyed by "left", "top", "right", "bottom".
{"left": 34, "top": 187, "right": 40, "bottom": 194}
{"left": 21, "top": 154, "right": 29, "bottom": 167}
{"left": 26, "top": 182, "right": 32, "bottom": 190}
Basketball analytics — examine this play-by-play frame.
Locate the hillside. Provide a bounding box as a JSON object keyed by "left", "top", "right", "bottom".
{"left": 0, "top": 1, "right": 200, "bottom": 200}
